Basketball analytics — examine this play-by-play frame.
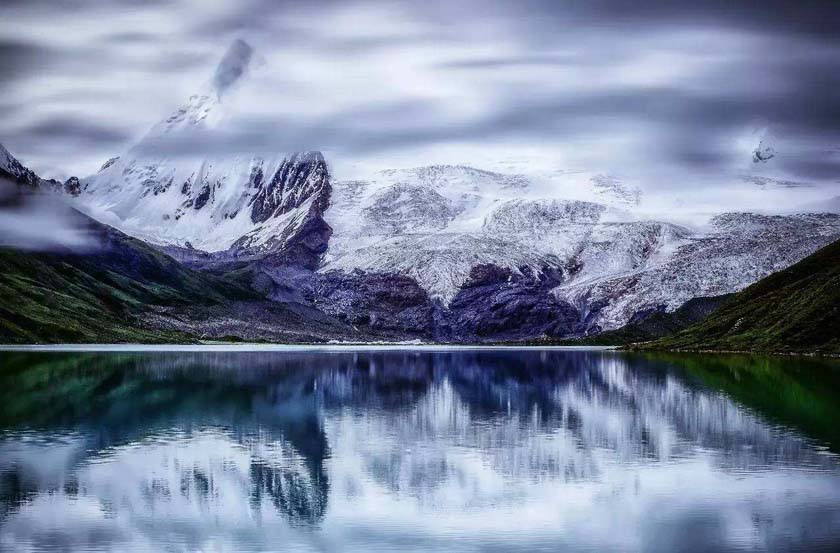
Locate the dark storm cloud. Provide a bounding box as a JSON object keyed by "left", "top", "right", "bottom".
{"left": 498, "top": 0, "right": 840, "bottom": 41}
{"left": 0, "top": 40, "right": 53, "bottom": 86}
{"left": 1, "top": 0, "right": 838, "bottom": 193}
{"left": 24, "top": 118, "right": 130, "bottom": 145}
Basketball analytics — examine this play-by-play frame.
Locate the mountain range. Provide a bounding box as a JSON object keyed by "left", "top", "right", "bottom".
{"left": 2, "top": 40, "right": 839, "bottom": 345}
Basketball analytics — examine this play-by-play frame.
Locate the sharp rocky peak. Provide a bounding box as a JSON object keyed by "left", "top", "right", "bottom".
{"left": 0, "top": 143, "right": 20, "bottom": 173}
{"left": 249, "top": 151, "right": 330, "bottom": 224}
{"left": 0, "top": 143, "right": 42, "bottom": 189}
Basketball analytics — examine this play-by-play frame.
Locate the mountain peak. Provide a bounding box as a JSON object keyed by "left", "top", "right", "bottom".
{"left": 752, "top": 139, "right": 776, "bottom": 163}
{"left": 212, "top": 39, "right": 254, "bottom": 96}
{"left": 0, "top": 142, "right": 67, "bottom": 191}
{"left": 130, "top": 40, "right": 255, "bottom": 143}
{"left": 0, "top": 142, "right": 40, "bottom": 188}
{"left": 0, "top": 142, "right": 14, "bottom": 171}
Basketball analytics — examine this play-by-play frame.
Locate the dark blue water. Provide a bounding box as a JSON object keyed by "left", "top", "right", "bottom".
{"left": 1, "top": 348, "right": 840, "bottom": 552}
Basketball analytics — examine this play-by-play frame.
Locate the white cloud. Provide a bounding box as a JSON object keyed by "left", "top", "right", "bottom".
{"left": 0, "top": 0, "right": 838, "bottom": 214}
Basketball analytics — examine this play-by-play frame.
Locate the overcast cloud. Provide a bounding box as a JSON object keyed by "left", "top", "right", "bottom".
{"left": 1, "top": 0, "right": 838, "bottom": 205}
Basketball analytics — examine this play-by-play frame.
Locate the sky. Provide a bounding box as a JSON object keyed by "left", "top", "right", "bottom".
{"left": 1, "top": 0, "right": 838, "bottom": 211}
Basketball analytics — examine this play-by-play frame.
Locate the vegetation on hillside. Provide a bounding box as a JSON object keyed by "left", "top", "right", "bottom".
{"left": 0, "top": 214, "right": 252, "bottom": 343}
{"left": 644, "top": 238, "right": 840, "bottom": 354}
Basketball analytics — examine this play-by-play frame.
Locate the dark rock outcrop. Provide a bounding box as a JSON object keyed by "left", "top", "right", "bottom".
{"left": 444, "top": 264, "right": 581, "bottom": 341}
{"left": 249, "top": 152, "right": 330, "bottom": 224}
{"left": 193, "top": 182, "right": 211, "bottom": 210}
{"left": 228, "top": 151, "right": 333, "bottom": 270}
{"left": 313, "top": 270, "right": 436, "bottom": 338}
{"left": 176, "top": 253, "right": 587, "bottom": 342}
{"left": 63, "top": 176, "right": 81, "bottom": 196}
{"left": 99, "top": 156, "right": 120, "bottom": 172}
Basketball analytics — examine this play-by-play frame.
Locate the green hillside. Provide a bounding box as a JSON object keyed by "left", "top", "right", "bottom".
{"left": 646, "top": 238, "right": 840, "bottom": 354}
{"left": 0, "top": 213, "right": 249, "bottom": 344}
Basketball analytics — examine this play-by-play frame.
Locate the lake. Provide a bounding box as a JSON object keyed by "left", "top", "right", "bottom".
{"left": 1, "top": 347, "right": 840, "bottom": 552}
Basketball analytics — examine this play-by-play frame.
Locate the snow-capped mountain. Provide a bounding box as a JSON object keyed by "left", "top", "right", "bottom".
{"left": 11, "top": 38, "right": 839, "bottom": 339}
{"left": 1, "top": 143, "right": 42, "bottom": 189}
{"left": 323, "top": 163, "right": 840, "bottom": 330}
{"left": 554, "top": 212, "right": 840, "bottom": 329}
{"left": 66, "top": 40, "right": 330, "bottom": 266}
{"left": 1, "top": 143, "right": 82, "bottom": 196}
{"left": 322, "top": 165, "right": 653, "bottom": 302}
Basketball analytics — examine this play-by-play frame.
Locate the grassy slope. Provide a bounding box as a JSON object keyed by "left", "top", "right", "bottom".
{"left": 647, "top": 238, "right": 840, "bottom": 354}
{"left": 0, "top": 213, "right": 252, "bottom": 344}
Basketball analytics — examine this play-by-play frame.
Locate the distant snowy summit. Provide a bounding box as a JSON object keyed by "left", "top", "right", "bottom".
{"left": 752, "top": 139, "right": 776, "bottom": 163}
{"left": 1, "top": 143, "right": 80, "bottom": 195}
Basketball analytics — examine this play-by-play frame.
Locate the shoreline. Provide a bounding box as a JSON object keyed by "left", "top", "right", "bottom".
{"left": 0, "top": 343, "right": 836, "bottom": 358}
{"left": 0, "top": 343, "right": 618, "bottom": 352}
{"left": 623, "top": 345, "right": 840, "bottom": 358}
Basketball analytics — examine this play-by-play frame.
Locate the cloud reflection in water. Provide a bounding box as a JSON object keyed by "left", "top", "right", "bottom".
{"left": 1, "top": 350, "right": 839, "bottom": 551}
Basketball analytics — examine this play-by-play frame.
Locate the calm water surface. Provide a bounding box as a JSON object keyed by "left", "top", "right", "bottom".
{"left": 1, "top": 348, "right": 840, "bottom": 552}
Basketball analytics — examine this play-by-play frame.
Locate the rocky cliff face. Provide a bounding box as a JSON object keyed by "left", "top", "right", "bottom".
{"left": 313, "top": 270, "right": 436, "bottom": 338}
{"left": 248, "top": 152, "right": 330, "bottom": 224}
{"left": 444, "top": 265, "right": 581, "bottom": 341}
{"left": 228, "top": 152, "right": 332, "bottom": 268}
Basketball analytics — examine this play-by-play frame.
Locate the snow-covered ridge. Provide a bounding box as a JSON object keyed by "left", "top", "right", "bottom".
{"left": 75, "top": 150, "right": 328, "bottom": 253}
{"left": 554, "top": 211, "right": 840, "bottom": 329}
{"left": 64, "top": 40, "right": 327, "bottom": 255}
{"left": 322, "top": 162, "right": 840, "bottom": 328}
{"left": 0, "top": 143, "right": 42, "bottom": 188}
{"left": 0, "top": 143, "right": 82, "bottom": 195}
{"left": 590, "top": 174, "right": 642, "bottom": 207}
{"left": 322, "top": 164, "right": 684, "bottom": 303}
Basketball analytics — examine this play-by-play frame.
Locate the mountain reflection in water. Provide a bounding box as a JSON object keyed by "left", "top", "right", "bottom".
{"left": 1, "top": 349, "right": 839, "bottom": 552}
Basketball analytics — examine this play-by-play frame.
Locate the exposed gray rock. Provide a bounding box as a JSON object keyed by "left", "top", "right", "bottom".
{"left": 193, "top": 182, "right": 211, "bottom": 210}
{"left": 62, "top": 176, "right": 81, "bottom": 196}
{"left": 444, "top": 264, "right": 581, "bottom": 341}
{"left": 752, "top": 140, "right": 776, "bottom": 163}
{"left": 98, "top": 156, "right": 120, "bottom": 172}
{"left": 313, "top": 270, "right": 435, "bottom": 338}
